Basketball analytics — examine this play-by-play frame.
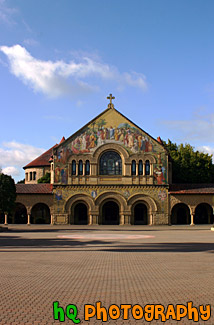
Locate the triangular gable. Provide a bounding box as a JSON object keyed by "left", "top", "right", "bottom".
{"left": 24, "top": 144, "right": 58, "bottom": 169}
{"left": 54, "top": 107, "right": 165, "bottom": 158}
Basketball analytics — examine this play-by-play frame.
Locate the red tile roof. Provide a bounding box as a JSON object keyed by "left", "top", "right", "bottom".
{"left": 59, "top": 136, "right": 65, "bottom": 144}
{"left": 169, "top": 184, "right": 214, "bottom": 194}
{"left": 23, "top": 144, "right": 58, "bottom": 169}
{"left": 16, "top": 184, "right": 53, "bottom": 194}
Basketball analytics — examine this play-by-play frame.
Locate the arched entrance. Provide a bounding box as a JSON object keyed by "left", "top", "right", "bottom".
{"left": 101, "top": 201, "right": 119, "bottom": 225}
{"left": 31, "top": 203, "right": 51, "bottom": 224}
{"left": 195, "top": 203, "right": 213, "bottom": 224}
{"left": 14, "top": 203, "right": 27, "bottom": 224}
{"left": 73, "top": 203, "right": 88, "bottom": 225}
{"left": 171, "top": 203, "right": 190, "bottom": 225}
{"left": 133, "top": 203, "right": 148, "bottom": 225}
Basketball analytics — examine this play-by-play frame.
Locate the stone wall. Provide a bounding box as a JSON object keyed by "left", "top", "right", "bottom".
{"left": 16, "top": 193, "right": 54, "bottom": 214}
{"left": 25, "top": 167, "right": 50, "bottom": 184}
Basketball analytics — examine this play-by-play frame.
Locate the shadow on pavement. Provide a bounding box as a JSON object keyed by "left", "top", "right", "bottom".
{"left": 97, "top": 242, "right": 214, "bottom": 253}
{"left": 0, "top": 235, "right": 214, "bottom": 253}
{"left": 0, "top": 235, "right": 111, "bottom": 248}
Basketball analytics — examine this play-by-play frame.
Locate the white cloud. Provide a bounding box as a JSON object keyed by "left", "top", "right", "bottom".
{"left": 123, "top": 71, "right": 147, "bottom": 90}
{"left": 23, "top": 38, "right": 39, "bottom": 47}
{"left": 0, "top": 141, "right": 45, "bottom": 180}
{"left": 0, "top": 0, "right": 17, "bottom": 25}
{"left": 161, "top": 111, "right": 214, "bottom": 143}
{"left": 0, "top": 44, "right": 148, "bottom": 98}
{"left": 2, "top": 166, "right": 20, "bottom": 176}
{"left": 0, "top": 141, "right": 45, "bottom": 166}
{"left": 197, "top": 146, "right": 214, "bottom": 162}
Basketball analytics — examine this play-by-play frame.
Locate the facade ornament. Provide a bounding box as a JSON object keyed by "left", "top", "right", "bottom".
{"left": 107, "top": 93, "right": 115, "bottom": 109}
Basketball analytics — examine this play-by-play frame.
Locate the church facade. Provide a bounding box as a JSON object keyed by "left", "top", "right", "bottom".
{"left": 5, "top": 95, "right": 214, "bottom": 226}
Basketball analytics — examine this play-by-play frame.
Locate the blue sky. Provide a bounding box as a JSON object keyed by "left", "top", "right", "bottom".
{"left": 1, "top": 0, "right": 214, "bottom": 182}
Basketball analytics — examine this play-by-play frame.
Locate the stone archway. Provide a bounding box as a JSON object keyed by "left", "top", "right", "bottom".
{"left": 31, "top": 203, "right": 51, "bottom": 224}
{"left": 95, "top": 191, "right": 127, "bottom": 225}
{"left": 171, "top": 203, "right": 190, "bottom": 225}
{"left": 73, "top": 202, "right": 88, "bottom": 225}
{"left": 65, "top": 194, "right": 96, "bottom": 224}
{"left": 133, "top": 203, "right": 148, "bottom": 225}
{"left": 195, "top": 203, "right": 213, "bottom": 224}
{"left": 128, "top": 194, "right": 158, "bottom": 225}
{"left": 101, "top": 201, "right": 120, "bottom": 225}
{"left": 14, "top": 203, "right": 28, "bottom": 224}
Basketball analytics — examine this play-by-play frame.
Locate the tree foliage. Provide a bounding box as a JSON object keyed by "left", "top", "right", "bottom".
{"left": 37, "top": 172, "right": 50, "bottom": 183}
{"left": 163, "top": 139, "right": 214, "bottom": 183}
{"left": 0, "top": 173, "right": 17, "bottom": 213}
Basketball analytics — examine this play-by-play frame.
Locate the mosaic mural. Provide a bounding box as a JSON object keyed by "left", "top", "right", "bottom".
{"left": 53, "top": 109, "right": 167, "bottom": 184}
{"left": 153, "top": 153, "right": 167, "bottom": 185}
{"left": 55, "top": 122, "right": 159, "bottom": 161}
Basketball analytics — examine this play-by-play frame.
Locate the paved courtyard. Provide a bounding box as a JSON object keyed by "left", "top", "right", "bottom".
{"left": 0, "top": 225, "right": 214, "bottom": 324}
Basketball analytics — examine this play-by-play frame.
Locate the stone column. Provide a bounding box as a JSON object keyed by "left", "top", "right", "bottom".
{"left": 91, "top": 215, "right": 99, "bottom": 225}
{"left": 124, "top": 215, "right": 131, "bottom": 225}
{"left": 89, "top": 215, "right": 93, "bottom": 225}
{"left": 76, "top": 163, "right": 78, "bottom": 176}
{"left": 149, "top": 213, "right": 153, "bottom": 225}
{"left": 150, "top": 163, "right": 153, "bottom": 176}
{"left": 4, "top": 213, "right": 8, "bottom": 225}
{"left": 190, "top": 213, "right": 195, "bottom": 226}
{"left": 143, "top": 163, "right": 145, "bottom": 176}
{"left": 91, "top": 163, "right": 97, "bottom": 176}
{"left": 27, "top": 214, "right": 31, "bottom": 226}
{"left": 168, "top": 214, "right": 171, "bottom": 226}
{"left": 136, "top": 163, "right": 138, "bottom": 176}
{"left": 83, "top": 162, "right": 85, "bottom": 176}
{"left": 120, "top": 214, "right": 125, "bottom": 225}
{"left": 51, "top": 215, "right": 54, "bottom": 225}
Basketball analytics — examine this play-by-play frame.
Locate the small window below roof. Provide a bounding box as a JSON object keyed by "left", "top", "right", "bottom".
{"left": 131, "top": 160, "right": 136, "bottom": 176}
{"left": 145, "top": 160, "right": 150, "bottom": 176}
{"left": 138, "top": 160, "right": 143, "bottom": 175}
{"left": 33, "top": 172, "right": 36, "bottom": 180}
{"left": 85, "top": 160, "right": 90, "bottom": 175}
{"left": 72, "top": 160, "right": 76, "bottom": 175}
{"left": 78, "top": 160, "right": 83, "bottom": 176}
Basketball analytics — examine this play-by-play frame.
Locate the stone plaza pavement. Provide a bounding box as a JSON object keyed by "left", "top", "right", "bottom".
{"left": 0, "top": 225, "right": 214, "bottom": 324}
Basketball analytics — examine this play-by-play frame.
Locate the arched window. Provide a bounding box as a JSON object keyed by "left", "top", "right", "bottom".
{"left": 138, "top": 160, "right": 143, "bottom": 175}
{"left": 85, "top": 160, "right": 90, "bottom": 175}
{"left": 72, "top": 160, "right": 76, "bottom": 175}
{"left": 131, "top": 160, "right": 136, "bottom": 176}
{"left": 78, "top": 160, "right": 83, "bottom": 175}
{"left": 100, "top": 151, "right": 122, "bottom": 175}
{"left": 145, "top": 160, "right": 150, "bottom": 175}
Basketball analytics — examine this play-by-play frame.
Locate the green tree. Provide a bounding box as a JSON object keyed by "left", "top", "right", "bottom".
{"left": 0, "top": 173, "right": 17, "bottom": 214}
{"left": 37, "top": 172, "right": 51, "bottom": 183}
{"left": 97, "top": 119, "right": 106, "bottom": 129}
{"left": 163, "top": 139, "right": 214, "bottom": 183}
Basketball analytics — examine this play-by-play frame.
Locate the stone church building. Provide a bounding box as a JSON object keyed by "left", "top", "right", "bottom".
{"left": 3, "top": 95, "right": 214, "bottom": 226}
